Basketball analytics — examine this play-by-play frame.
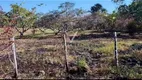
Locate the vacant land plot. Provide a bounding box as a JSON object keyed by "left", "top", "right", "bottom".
{"left": 0, "top": 30, "right": 142, "bottom": 79}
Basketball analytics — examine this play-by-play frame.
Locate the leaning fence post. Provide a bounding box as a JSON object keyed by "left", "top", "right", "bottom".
{"left": 70, "top": 31, "right": 78, "bottom": 43}
{"left": 114, "top": 32, "right": 119, "bottom": 67}
{"left": 11, "top": 36, "right": 18, "bottom": 78}
{"left": 62, "top": 32, "right": 69, "bottom": 79}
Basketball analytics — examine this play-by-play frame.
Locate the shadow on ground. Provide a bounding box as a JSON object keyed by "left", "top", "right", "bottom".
{"left": 16, "top": 32, "right": 142, "bottom": 41}
{"left": 71, "top": 33, "right": 142, "bottom": 41}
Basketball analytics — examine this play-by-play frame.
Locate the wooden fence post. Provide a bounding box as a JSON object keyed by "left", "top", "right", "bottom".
{"left": 11, "top": 36, "right": 18, "bottom": 78}
{"left": 63, "top": 32, "right": 69, "bottom": 79}
{"left": 114, "top": 32, "right": 119, "bottom": 67}
{"left": 70, "top": 31, "right": 78, "bottom": 43}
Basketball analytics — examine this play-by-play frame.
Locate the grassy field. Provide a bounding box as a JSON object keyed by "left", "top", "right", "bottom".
{"left": 0, "top": 29, "right": 142, "bottom": 79}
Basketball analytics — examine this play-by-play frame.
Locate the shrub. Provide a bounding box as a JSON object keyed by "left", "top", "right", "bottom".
{"left": 110, "top": 65, "right": 142, "bottom": 79}
{"left": 77, "top": 57, "right": 88, "bottom": 69}
{"left": 130, "top": 43, "right": 142, "bottom": 50}
{"left": 76, "top": 57, "right": 90, "bottom": 74}
{"left": 132, "top": 50, "right": 142, "bottom": 61}
{"left": 126, "top": 21, "right": 137, "bottom": 36}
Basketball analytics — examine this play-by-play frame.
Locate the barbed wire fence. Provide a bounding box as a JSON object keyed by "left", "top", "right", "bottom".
{"left": 0, "top": 7, "right": 18, "bottom": 78}
{"left": 0, "top": 26, "right": 18, "bottom": 78}
{"left": 0, "top": 4, "right": 121, "bottom": 79}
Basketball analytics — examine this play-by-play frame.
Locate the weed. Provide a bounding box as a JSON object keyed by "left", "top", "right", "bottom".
{"left": 130, "top": 43, "right": 142, "bottom": 50}
{"left": 132, "top": 50, "right": 142, "bottom": 61}
{"left": 110, "top": 65, "right": 142, "bottom": 79}
{"left": 77, "top": 57, "right": 88, "bottom": 69}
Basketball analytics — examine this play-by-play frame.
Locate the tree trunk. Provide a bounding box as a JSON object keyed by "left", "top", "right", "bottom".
{"left": 63, "top": 32, "right": 69, "bottom": 78}
{"left": 32, "top": 28, "right": 36, "bottom": 35}
{"left": 19, "top": 32, "right": 24, "bottom": 38}
{"left": 55, "top": 30, "right": 60, "bottom": 35}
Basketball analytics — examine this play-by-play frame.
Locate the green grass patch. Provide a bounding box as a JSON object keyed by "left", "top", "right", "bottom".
{"left": 92, "top": 41, "right": 131, "bottom": 56}
{"left": 37, "top": 29, "right": 55, "bottom": 34}
{"left": 73, "top": 40, "right": 132, "bottom": 56}
{"left": 16, "top": 30, "right": 55, "bottom": 39}
{"left": 94, "top": 44, "right": 114, "bottom": 56}
{"left": 110, "top": 65, "right": 142, "bottom": 79}
{"left": 0, "top": 28, "right": 3, "bottom": 32}
{"left": 77, "top": 57, "right": 90, "bottom": 70}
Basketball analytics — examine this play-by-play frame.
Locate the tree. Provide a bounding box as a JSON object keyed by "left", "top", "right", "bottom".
{"left": 112, "top": 0, "right": 140, "bottom": 3}
{"left": 58, "top": 2, "right": 76, "bottom": 78}
{"left": 35, "top": 3, "right": 85, "bottom": 76}
{"left": 126, "top": 21, "right": 137, "bottom": 36}
{"left": 36, "top": 2, "right": 85, "bottom": 35}
{"left": 0, "top": 7, "right": 9, "bottom": 27}
{"left": 117, "top": 0, "right": 142, "bottom": 35}
{"left": 58, "top": 2, "right": 78, "bottom": 32}
{"left": 91, "top": 3, "right": 107, "bottom": 14}
{"left": 7, "top": 4, "right": 37, "bottom": 38}
{"left": 118, "top": 5, "right": 129, "bottom": 15}
{"left": 105, "top": 11, "right": 118, "bottom": 31}
{"left": 91, "top": 3, "right": 102, "bottom": 13}
{"left": 83, "top": 3, "right": 108, "bottom": 32}
{"left": 58, "top": 2, "right": 85, "bottom": 78}
{"left": 35, "top": 10, "right": 63, "bottom": 34}
{"left": 0, "top": 11, "right": 6, "bottom": 27}
{"left": 112, "top": 0, "right": 125, "bottom": 3}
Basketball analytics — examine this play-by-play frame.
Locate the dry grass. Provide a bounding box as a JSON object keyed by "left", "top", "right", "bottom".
{"left": 0, "top": 30, "right": 142, "bottom": 79}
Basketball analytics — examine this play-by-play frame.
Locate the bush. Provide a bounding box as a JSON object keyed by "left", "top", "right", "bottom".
{"left": 132, "top": 50, "right": 142, "bottom": 61}
{"left": 130, "top": 43, "right": 142, "bottom": 50}
{"left": 111, "top": 65, "right": 142, "bottom": 79}
{"left": 126, "top": 21, "right": 137, "bottom": 36}
{"left": 77, "top": 57, "right": 88, "bottom": 69}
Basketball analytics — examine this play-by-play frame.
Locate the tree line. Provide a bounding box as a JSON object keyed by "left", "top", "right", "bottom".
{"left": 0, "top": 0, "right": 142, "bottom": 38}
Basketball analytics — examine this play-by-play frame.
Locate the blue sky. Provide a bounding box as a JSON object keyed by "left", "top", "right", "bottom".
{"left": 0, "top": 0, "right": 132, "bottom": 14}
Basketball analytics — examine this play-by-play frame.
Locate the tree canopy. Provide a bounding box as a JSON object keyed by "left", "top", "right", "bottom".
{"left": 7, "top": 4, "right": 37, "bottom": 37}
{"left": 1, "top": 0, "right": 142, "bottom": 37}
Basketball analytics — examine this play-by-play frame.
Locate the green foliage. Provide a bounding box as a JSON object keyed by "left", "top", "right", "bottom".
{"left": 0, "top": 11, "right": 9, "bottom": 27}
{"left": 91, "top": 3, "right": 107, "bottom": 15}
{"left": 15, "top": 29, "right": 55, "bottom": 39}
{"left": 131, "top": 43, "right": 142, "bottom": 61}
{"left": 77, "top": 57, "right": 88, "bottom": 68}
{"left": 58, "top": 2, "right": 85, "bottom": 32}
{"left": 94, "top": 44, "right": 114, "bottom": 56}
{"left": 126, "top": 21, "right": 137, "bottom": 36}
{"left": 111, "top": 65, "right": 142, "bottom": 79}
{"left": 118, "top": 5, "right": 129, "bottom": 15}
{"left": 91, "top": 3, "right": 102, "bottom": 13}
{"left": 8, "top": 3, "right": 37, "bottom": 37}
{"left": 93, "top": 42, "right": 125, "bottom": 56}
{"left": 11, "top": 4, "right": 37, "bottom": 26}
{"left": 112, "top": 0, "right": 125, "bottom": 3}
{"left": 104, "top": 11, "right": 118, "bottom": 30}
{"left": 36, "top": 2, "right": 85, "bottom": 34}
{"left": 130, "top": 43, "right": 142, "bottom": 50}
{"left": 35, "top": 10, "right": 62, "bottom": 33}
{"left": 132, "top": 50, "right": 142, "bottom": 61}
{"left": 129, "top": 0, "right": 142, "bottom": 21}
{"left": 58, "top": 2, "right": 75, "bottom": 11}
{"left": 117, "top": 0, "right": 142, "bottom": 35}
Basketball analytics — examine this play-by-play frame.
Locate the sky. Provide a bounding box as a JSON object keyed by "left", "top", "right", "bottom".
{"left": 0, "top": 0, "right": 132, "bottom": 14}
